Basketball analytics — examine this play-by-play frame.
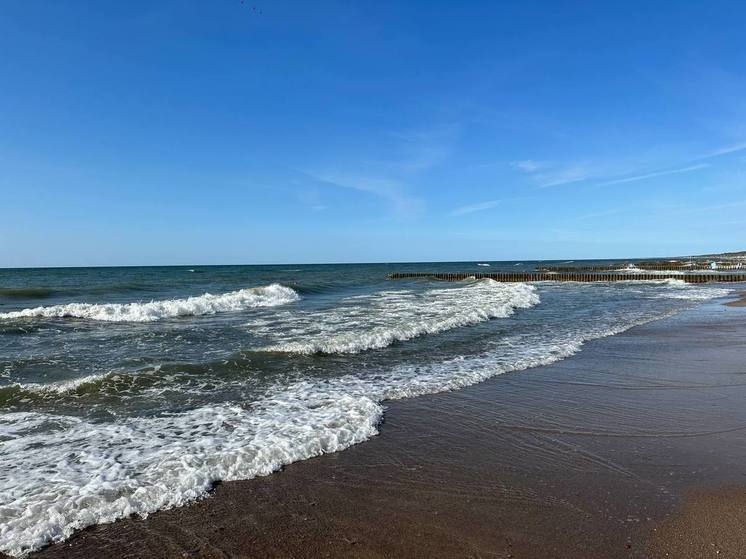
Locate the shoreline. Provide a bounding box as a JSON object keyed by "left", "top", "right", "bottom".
{"left": 17, "top": 298, "right": 746, "bottom": 558}
{"left": 725, "top": 291, "right": 746, "bottom": 306}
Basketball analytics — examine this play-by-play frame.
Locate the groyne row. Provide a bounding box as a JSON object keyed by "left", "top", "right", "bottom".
{"left": 387, "top": 272, "right": 746, "bottom": 283}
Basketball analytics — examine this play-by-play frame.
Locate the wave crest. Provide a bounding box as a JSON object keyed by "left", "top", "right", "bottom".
{"left": 258, "top": 280, "right": 539, "bottom": 354}
{"left": 0, "top": 390, "right": 381, "bottom": 556}
{"left": 0, "top": 284, "right": 299, "bottom": 322}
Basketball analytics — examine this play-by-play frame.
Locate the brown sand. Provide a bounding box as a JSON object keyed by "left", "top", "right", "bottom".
{"left": 650, "top": 487, "right": 746, "bottom": 558}
{"left": 725, "top": 291, "right": 746, "bottom": 306}
{"left": 18, "top": 301, "right": 746, "bottom": 559}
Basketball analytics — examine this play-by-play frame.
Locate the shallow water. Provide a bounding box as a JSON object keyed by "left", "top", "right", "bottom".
{"left": 0, "top": 262, "right": 734, "bottom": 556}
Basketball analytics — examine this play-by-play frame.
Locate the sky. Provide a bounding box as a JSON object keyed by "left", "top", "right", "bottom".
{"left": 2, "top": 1, "right": 746, "bottom": 267}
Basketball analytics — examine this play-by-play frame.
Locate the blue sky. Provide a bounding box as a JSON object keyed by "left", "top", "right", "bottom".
{"left": 2, "top": 1, "right": 746, "bottom": 266}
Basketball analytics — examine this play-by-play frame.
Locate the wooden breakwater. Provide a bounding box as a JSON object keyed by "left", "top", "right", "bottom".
{"left": 387, "top": 272, "right": 746, "bottom": 283}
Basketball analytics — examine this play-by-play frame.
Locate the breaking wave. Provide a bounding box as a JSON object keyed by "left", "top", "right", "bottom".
{"left": 1, "top": 373, "right": 111, "bottom": 403}
{"left": 0, "top": 284, "right": 299, "bottom": 322}
{"left": 257, "top": 280, "right": 539, "bottom": 354}
{"left": 0, "top": 391, "right": 381, "bottom": 556}
{"left": 644, "top": 279, "right": 732, "bottom": 300}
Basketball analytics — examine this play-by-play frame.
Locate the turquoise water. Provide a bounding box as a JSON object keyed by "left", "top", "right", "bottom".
{"left": 0, "top": 262, "right": 735, "bottom": 555}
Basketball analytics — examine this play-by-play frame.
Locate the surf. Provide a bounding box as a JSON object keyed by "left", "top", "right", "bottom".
{"left": 257, "top": 280, "right": 539, "bottom": 354}
{"left": 0, "top": 284, "right": 299, "bottom": 322}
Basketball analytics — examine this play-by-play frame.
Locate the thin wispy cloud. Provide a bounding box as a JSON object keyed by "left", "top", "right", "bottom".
{"left": 307, "top": 171, "right": 423, "bottom": 216}
{"left": 450, "top": 199, "right": 501, "bottom": 216}
{"left": 512, "top": 160, "right": 547, "bottom": 173}
{"left": 574, "top": 207, "right": 628, "bottom": 221}
{"left": 510, "top": 136, "right": 746, "bottom": 194}
{"left": 597, "top": 163, "right": 709, "bottom": 186}
{"left": 695, "top": 199, "right": 746, "bottom": 212}
{"left": 511, "top": 160, "right": 593, "bottom": 188}
{"left": 535, "top": 165, "right": 592, "bottom": 188}
{"left": 299, "top": 122, "right": 458, "bottom": 219}
{"left": 589, "top": 137, "right": 746, "bottom": 188}
{"left": 537, "top": 167, "right": 592, "bottom": 188}
{"left": 387, "top": 123, "right": 459, "bottom": 173}
{"left": 697, "top": 141, "right": 746, "bottom": 160}
{"left": 297, "top": 190, "right": 327, "bottom": 212}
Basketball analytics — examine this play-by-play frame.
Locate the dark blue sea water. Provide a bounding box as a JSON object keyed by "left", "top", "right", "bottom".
{"left": 0, "top": 261, "right": 735, "bottom": 555}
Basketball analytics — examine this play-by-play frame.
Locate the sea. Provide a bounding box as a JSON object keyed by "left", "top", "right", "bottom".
{"left": 0, "top": 261, "right": 734, "bottom": 556}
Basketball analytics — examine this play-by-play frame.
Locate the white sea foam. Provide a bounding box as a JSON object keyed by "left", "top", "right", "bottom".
{"left": 0, "top": 391, "right": 381, "bottom": 557}
{"left": 651, "top": 279, "right": 732, "bottom": 300}
{"left": 10, "top": 372, "right": 111, "bottom": 395}
{"left": 257, "top": 280, "right": 539, "bottom": 354}
{"left": 606, "top": 278, "right": 731, "bottom": 301}
{"left": 616, "top": 268, "right": 738, "bottom": 275}
{"left": 656, "top": 289, "right": 732, "bottom": 300}
{"left": 0, "top": 279, "right": 732, "bottom": 556}
{"left": 0, "top": 284, "right": 299, "bottom": 322}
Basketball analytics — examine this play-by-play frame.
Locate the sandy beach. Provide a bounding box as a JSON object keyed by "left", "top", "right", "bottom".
{"left": 15, "top": 296, "right": 743, "bottom": 559}
{"left": 725, "top": 291, "right": 746, "bottom": 307}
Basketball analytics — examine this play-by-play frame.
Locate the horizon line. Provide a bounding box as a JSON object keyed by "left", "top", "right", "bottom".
{"left": 1, "top": 252, "right": 739, "bottom": 270}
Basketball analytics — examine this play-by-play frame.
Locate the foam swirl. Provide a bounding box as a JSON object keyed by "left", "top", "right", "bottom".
{"left": 0, "top": 391, "right": 382, "bottom": 557}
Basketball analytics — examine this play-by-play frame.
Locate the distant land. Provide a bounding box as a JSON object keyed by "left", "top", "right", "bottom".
{"left": 701, "top": 250, "right": 746, "bottom": 259}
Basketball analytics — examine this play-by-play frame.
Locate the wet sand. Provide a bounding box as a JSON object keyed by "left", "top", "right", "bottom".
{"left": 21, "top": 300, "right": 746, "bottom": 559}
{"left": 651, "top": 487, "right": 746, "bottom": 558}
{"left": 725, "top": 291, "right": 746, "bottom": 306}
